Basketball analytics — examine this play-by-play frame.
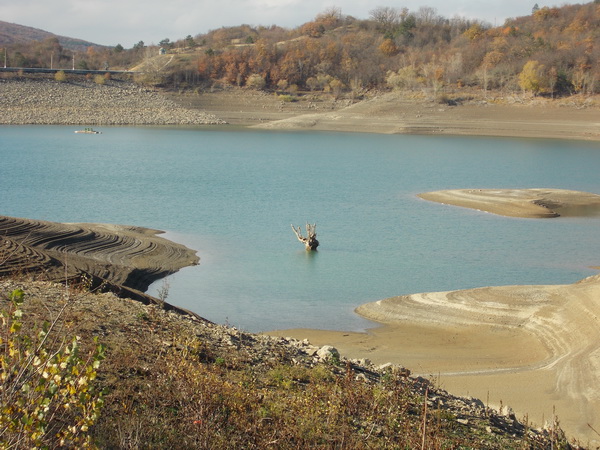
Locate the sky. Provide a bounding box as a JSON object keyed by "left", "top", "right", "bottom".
{"left": 0, "top": 0, "right": 585, "bottom": 48}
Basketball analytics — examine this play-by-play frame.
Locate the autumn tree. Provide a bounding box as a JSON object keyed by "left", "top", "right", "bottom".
{"left": 387, "top": 66, "right": 421, "bottom": 90}
{"left": 379, "top": 38, "right": 400, "bottom": 57}
{"left": 315, "top": 7, "right": 343, "bottom": 29}
{"left": 518, "top": 60, "right": 547, "bottom": 95}
{"left": 246, "top": 73, "right": 266, "bottom": 89}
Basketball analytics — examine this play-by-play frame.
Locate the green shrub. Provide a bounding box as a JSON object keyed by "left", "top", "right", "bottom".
{"left": 0, "top": 289, "right": 105, "bottom": 448}
{"left": 278, "top": 94, "right": 297, "bottom": 102}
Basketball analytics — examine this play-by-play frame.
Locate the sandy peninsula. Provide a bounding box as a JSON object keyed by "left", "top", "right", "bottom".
{"left": 0, "top": 215, "right": 200, "bottom": 314}
{"left": 418, "top": 188, "right": 600, "bottom": 218}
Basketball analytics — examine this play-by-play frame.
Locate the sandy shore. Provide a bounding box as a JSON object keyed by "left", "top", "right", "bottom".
{"left": 271, "top": 272, "right": 600, "bottom": 445}
{"left": 168, "top": 87, "right": 600, "bottom": 141}
{"left": 246, "top": 90, "right": 600, "bottom": 141}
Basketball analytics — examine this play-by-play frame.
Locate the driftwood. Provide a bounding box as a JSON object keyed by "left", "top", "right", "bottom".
{"left": 291, "top": 223, "right": 319, "bottom": 251}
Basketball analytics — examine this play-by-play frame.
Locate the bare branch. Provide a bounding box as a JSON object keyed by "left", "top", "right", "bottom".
{"left": 291, "top": 223, "right": 319, "bottom": 251}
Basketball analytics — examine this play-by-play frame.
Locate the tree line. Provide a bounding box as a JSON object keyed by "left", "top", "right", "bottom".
{"left": 3, "top": 2, "right": 598, "bottom": 97}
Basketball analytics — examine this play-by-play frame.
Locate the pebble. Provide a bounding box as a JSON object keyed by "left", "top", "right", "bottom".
{"left": 0, "top": 78, "right": 226, "bottom": 125}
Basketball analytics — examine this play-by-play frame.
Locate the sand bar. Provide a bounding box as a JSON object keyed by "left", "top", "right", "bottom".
{"left": 418, "top": 188, "right": 600, "bottom": 218}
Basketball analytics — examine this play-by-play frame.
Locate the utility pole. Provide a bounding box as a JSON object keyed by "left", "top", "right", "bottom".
{"left": 72, "top": 53, "right": 75, "bottom": 70}
{"left": 4, "top": 48, "right": 6, "bottom": 68}
{"left": 51, "top": 52, "right": 53, "bottom": 69}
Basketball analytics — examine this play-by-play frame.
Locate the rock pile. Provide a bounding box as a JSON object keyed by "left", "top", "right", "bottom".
{"left": 0, "top": 78, "right": 225, "bottom": 125}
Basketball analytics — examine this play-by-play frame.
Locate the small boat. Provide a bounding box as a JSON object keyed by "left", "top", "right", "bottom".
{"left": 75, "top": 128, "right": 101, "bottom": 134}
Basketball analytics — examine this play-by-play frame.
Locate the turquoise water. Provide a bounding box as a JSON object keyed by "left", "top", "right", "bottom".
{"left": 1, "top": 125, "right": 600, "bottom": 331}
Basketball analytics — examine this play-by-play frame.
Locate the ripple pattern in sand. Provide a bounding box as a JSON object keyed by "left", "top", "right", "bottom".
{"left": 0, "top": 215, "right": 199, "bottom": 292}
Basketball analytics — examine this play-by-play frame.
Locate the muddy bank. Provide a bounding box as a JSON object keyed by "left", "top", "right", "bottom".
{"left": 0, "top": 215, "right": 199, "bottom": 304}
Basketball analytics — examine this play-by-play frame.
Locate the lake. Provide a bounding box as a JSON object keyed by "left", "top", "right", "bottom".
{"left": 1, "top": 125, "right": 599, "bottom": 332}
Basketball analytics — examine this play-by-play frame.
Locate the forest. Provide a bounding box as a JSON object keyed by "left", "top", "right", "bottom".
{"left": 2, "top": 2, "right": 599, "bottom": 97}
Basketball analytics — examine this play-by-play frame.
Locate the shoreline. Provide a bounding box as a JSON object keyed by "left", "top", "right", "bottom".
{"left": 269, "top": 272, "right": 600, "bottom": 444}
{"left": 418, "top": 188, "right": 600, "bottom": 218}
{"left": 0, "top": 215, "right": 201, "bottom": 316}
{"left": 1, "top": 77, "right": 598, "bottom": 141}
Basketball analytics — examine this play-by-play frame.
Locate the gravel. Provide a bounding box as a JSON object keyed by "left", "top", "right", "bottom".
{"left": 0, "top": 78, "right": 226, "bottom": 125}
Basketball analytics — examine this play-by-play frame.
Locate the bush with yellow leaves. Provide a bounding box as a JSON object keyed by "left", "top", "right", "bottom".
{"left": 0, "top": 289, "right": 105, "bottom": 448}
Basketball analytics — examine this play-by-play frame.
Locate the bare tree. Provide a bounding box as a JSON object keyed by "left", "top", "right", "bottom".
{"left": 416, "top": 6, "right": 441, "bottom": 25}
{"left": 370, "top": 6, "right": 402, "bottom": 35}
{"left": 291, "top": 223, "right": 319, "bottom": 251}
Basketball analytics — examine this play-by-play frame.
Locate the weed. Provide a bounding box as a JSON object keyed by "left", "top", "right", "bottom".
{"left": 156, "top": 277, "right": 170, "bottom": 303}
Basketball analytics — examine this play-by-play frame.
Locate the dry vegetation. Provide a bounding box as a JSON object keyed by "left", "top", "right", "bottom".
{"left": 2, "top": 2, "right": 598, "bottom": 100}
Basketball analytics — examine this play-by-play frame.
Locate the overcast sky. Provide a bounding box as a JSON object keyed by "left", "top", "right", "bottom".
{"left": 0, "top": 0, "right": 583, "bottom": 48}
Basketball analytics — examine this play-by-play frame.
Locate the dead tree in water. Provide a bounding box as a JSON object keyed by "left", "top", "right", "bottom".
{"left": 291, "top": 223, "right": 319, "bottom": 251}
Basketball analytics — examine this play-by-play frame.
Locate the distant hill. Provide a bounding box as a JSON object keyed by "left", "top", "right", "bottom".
{"left": 0, "top": 20, "right": 101, "bottom": 50}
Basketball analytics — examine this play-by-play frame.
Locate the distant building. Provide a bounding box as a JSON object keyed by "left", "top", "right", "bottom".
{"left": 159, "top": 48, "right": 166, "bottom": 55}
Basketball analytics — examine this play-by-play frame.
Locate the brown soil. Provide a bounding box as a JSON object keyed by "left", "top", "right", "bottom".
{"left": 169, "top": 87, "right": 600, "bottom": 141}
{"left": 0, "top": 215, "right": 199, "bottom": 313}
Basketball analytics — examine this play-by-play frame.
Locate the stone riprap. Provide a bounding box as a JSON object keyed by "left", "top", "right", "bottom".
{"left": 0, "top": 78, "right": 225, "bottom": 125}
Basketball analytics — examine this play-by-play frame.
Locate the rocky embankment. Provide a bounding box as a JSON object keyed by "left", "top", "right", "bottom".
{"left": 0, "top": 78, "right": 225, "bottom": 125}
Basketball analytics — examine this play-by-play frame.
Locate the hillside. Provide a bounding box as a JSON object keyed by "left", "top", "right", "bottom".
{"left": 136, "top": 1, "right": 600, "bottom": 99}
{"left": 0, "top": 20, "right": 99, "bottom": 51}
{"left": 2, "top": 2, "right": 598, "bottom": 94}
